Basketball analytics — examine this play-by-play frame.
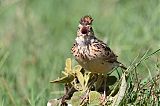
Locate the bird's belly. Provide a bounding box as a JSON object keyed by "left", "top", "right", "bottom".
{"left": 77, "top": 59, "right": 114, "bottom": 73}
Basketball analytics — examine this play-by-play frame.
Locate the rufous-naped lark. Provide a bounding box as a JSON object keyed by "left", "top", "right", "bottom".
{"left": 71, "top": 15, "right": 126, "bottom": 74}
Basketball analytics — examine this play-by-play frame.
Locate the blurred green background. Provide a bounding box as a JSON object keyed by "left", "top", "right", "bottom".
{"left": 0, "top": 0, "right": 159, "bottom": 105}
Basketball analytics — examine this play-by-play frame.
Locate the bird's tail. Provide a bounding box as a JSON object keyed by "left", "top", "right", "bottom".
{"left": 119, "top": 63, "right": 127, "bottom": 70}
{"left": 115, "top": 61, "right": 127, "bottom": 70}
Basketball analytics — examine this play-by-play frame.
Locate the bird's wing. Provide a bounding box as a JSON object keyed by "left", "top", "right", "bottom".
{"left": 92, "top": 38, "right": 118, "bottom": 63}
{"left": 95, "top": 39, "right": 127, "bottom": 69}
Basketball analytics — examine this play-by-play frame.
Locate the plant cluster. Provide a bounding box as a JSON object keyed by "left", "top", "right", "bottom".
{"left": 48, "top": 49, "right": 160, "bottom": 106}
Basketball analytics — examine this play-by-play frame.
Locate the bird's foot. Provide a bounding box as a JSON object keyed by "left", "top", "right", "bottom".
{"left": 80, "top": 90, "right": 90, "bottom": 105}
{"left": 100, "top": 94, "right": 106, "bottom": 106}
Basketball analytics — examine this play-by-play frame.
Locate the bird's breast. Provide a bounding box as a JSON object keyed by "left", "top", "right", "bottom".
{"left": 77, "top": 58, "right": 114, "bottom": 73}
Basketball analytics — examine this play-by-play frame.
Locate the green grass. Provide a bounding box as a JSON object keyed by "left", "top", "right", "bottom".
{"left": 0, "top": 0, "right": 160, "bottom": 105}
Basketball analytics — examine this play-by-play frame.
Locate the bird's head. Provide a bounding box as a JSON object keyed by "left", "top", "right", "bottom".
{"left": 77, "top": 15, "right": 94, "bottom": 38}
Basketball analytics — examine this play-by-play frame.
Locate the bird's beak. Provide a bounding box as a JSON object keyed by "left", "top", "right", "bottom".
{"left": 81, "top": 26, "right": 88, "bottom": 35}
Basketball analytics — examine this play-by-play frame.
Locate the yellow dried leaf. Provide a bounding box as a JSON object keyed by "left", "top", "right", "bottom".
{"left": 74, "top": 65, "right": 85, "bottom": 90}
{"left": 50, "top": 74, "right": 74, "bottom": 83}
{"left": 65, "top": 58, "right": 72, "bottom": 74}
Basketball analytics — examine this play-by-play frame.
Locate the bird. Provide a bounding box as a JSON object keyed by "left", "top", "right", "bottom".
{"left": 71, "top": 15, "right": 127, "bottom": 105}
{"left": 71, "top": 15, "right": 126, "bottom": 74}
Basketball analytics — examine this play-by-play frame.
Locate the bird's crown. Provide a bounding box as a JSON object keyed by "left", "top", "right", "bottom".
{"left": 79, "top": 15, "right": 93, "bottom": 25}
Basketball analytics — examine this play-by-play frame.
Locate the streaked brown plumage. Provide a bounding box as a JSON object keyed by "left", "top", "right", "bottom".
{"left": 71, "top": 15, "right": 126, "bottom": 74}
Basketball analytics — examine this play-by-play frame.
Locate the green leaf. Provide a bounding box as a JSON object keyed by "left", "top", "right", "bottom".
{"left": 71, "top": 91, "right": 83, "bottom": 106}
{"left": 88, "top": 91, "right": 101, "bottom": 106}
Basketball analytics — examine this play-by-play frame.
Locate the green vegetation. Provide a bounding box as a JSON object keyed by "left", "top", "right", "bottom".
{"left": 48, "top": 54, "right": 160, "bottom": 106}
{"left": 0, "top": 0, "right": 159, "bottom": 106}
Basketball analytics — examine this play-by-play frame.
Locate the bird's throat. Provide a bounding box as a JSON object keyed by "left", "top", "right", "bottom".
{"left": 75, "top": 36, "right": 91, "bottom": 46}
